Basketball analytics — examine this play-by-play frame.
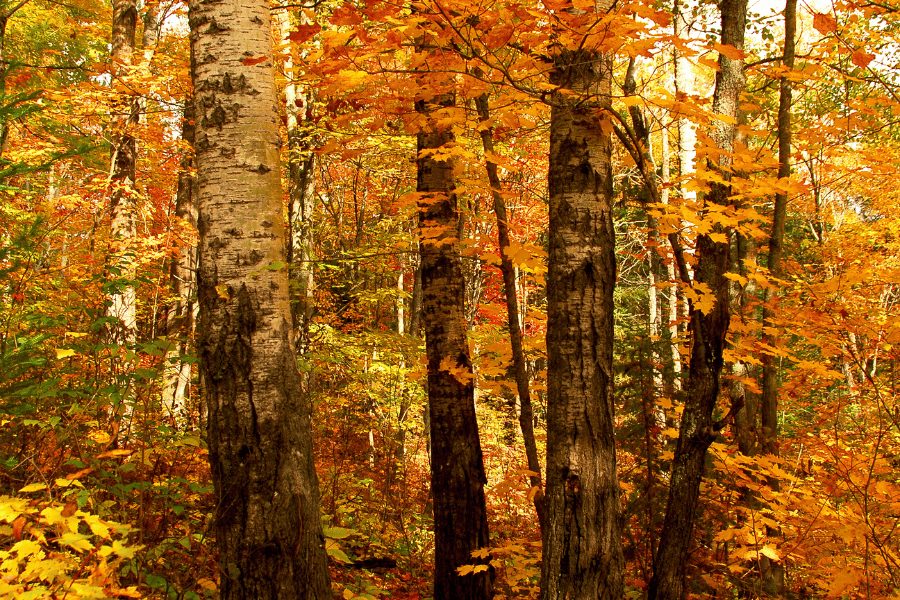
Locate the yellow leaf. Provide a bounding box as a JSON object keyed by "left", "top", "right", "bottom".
{"left": 111, "top": 539, "right": 137, "bottom": 558}
{"left": 84, "top": 515, "right": 110, "bottom": 538}
{"left": 55, "top": 348, "right": 76, "bottom": 359}
{"left": 40, "top": 507, "right": 63, "bottom": 525}
{"left": 59, "top": 532, "right": 93, "bottom": 552}
{"left": 11, "top": 539, "right": 41, "bottom": 558}
{"left": 18, "top": 483, "right": 47, "bottom": 493}
{"left": 759, "top": 544, "right": 780, "bottom": 562}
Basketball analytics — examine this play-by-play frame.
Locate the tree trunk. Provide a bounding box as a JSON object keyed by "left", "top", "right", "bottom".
{"left": 162, "top": 100, "right": 198, "bottom": 425}
{"left": 106, "top": 0, "right": 138, "bottom": 348}
{"left": 416, "top": 87, "right": 494, "bottom": 600}
{"left": 648, "top": 0, "right": 748, "bottom": 599}
{"left": 669, "top": 0, "right": 696, "bottom": 387}
{"left": 276, "top": 9, "right": 317, "bottom": 348}
{"left": 673, "top": 0, "right": 697, "bottom": 206}
{"left": 760, "top": 0, "right": 796, "bottom": 460}
{"left": 474, "top": 90, "right": 545, "bottom": 534}
{"left": 188, "top": 1, "right": 331, "bottom": 598}
{"left": 757, "top": 0, "right": 796, "bottom": 594}
{"left": 539, "top": 46, "right": 624, "bottom": 600}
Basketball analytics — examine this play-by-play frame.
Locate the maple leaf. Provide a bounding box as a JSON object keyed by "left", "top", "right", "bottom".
{"left": 759, "top": 544, "right": 780, "bottom": 562}
{"left": 286, "top": 24, "right": 320, "bottom": 43}
{"left": 713, "top": 42, "right": 745, "bottom": 61}
{"left": 813, "top": 13, "right": 837, "bottom": 35}
{"left": 851, "top": 51, "right": 875, "bottom": 69}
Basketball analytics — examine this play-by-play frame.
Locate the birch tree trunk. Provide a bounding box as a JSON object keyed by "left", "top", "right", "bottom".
{"left": 540, "top": 44, "right": 624, "bottom": 600}
{"left": 275, "top": 9, "right": 317, "bottom": 348}
{"left": 188, "top": 1, "right": 330, "bottom": 597}
{"left": 162, "top": 100, "right": 198, "bottom": 426}
{"left": 106, "top": 0, "right": 137, "bottom": 348}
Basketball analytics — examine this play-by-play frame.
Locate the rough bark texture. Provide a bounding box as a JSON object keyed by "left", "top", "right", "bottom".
{"left": 163, "top": 100, "right": 199, "bottom": 424}
{"left": 416, "top": 89, "right": 493, "bottom": 600}
{"left": 474, "top": 91, "right": 545, "bottom": 533}
{"left": 106, "top": 0, "right": 138, "bottom": 347}
{"left": 188, "top": 1, "right": 330, "bottom": 598}
{"left": 648, "top": 1, "right": 748, "bottom": 599}
{"left": 539, "top": 48, "right": 624, "bottom": 600}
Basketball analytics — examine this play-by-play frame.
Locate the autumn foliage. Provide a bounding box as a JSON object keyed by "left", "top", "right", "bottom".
{"left": 1, "top": 0, "right": 900, "bottom": 598}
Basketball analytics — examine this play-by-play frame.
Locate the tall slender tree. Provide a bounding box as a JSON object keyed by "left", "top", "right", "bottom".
{"left": 162, "top": 100, "right": 198, "bottom": 424}
{"left": 275, "top": 7, "right": 317, "bottom": 347}
{"left": 106, "top": 0, "right": 138, "bottom": 348}
{"left": 188, "top": 0, "right": 331, "bottom": 597}
{"left": 474, "top": 89, "right": 545, "bottom": 533}
{"left": 540, "top": 28, "right": 625, "bottom": 600}
{"left": 648, "top": 0, "right": 749, "bottom": 598}
{"left": 756, "top": 0, "right": 797, "bottom": 593}
{"left": 414, "top": 17, "right": 493, "bottom": 600}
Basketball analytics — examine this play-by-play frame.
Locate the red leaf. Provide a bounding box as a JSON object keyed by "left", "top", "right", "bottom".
{"left": 240, "top": 55, "right": 268, "bottom": 66}
{"left": 287, "top": 24, "right": 320, "bottom": 43}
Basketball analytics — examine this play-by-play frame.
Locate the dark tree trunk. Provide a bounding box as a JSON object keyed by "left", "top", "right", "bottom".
{"left": 416, "top": 88, "right": 494, "bottom": 600}
{"left": 474, "top": 90, "right": 546, "bottom": 534}
{"left": 189, "top": 0, "right": 331, "bottom": 597}
{"left": 760, "top": 0, "right": 796, "bottom": 459}
{"left": 757, "top": 0, "right": 796, "bottom": 594}
{"left": 539, "top": 46, "right": 624, "bottom": 600}
{"left": 648, "top": 0, "right": 748, "bottom": 599}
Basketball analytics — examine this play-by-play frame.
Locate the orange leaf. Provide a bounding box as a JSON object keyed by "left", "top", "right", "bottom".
{"left": 813, "top": 13, "right": 837, "bottom": 34}
{"left": 12, "top": 516, "right": 25, "bottom": 541}
{"left": 96, "top": 449, "right": 133, "bottom": 459}
{"left": 287, "top": 24, "right": 320, "bottom": 43}
{"left": 851, "top": 51, "right": 875, "bottom": 68}
{"left": 714, "top": 42, "right": 745, "bottom": 61}
{"left": 61, "top": 501, "right": 78, "bottom": 518}
{"left": 240, "top": 55, "right": 268, "bottom": 66}
{"left": 66, "top": 467, "right": 94, "bottom": 480}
